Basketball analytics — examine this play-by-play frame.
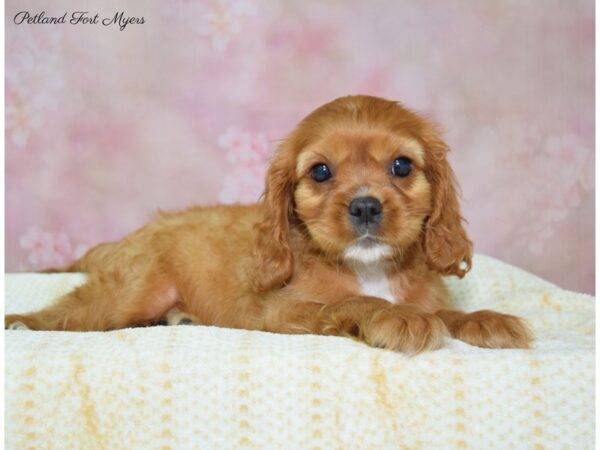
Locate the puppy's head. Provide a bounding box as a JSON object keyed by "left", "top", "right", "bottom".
{"left": 254, "top": 95, "right": 472, "bottom": 292}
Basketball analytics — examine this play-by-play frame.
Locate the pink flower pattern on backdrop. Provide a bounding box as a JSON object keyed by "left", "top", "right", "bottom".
{"left": 5, "top": 94, "right": 44, "bottom": 148}
{"left": 218, "top": 127, "right": 273, "bottom": 203}
{"left": 512, "top": 133, "right": 593, "bottom": 254}
{"left": 196, "top": 0, "right": 257, "bottom": 51}
{"left": 5, "top": 0, "right": 594, "bottom": 293}
{"left": 19, "top": 227, "right": 89, "bottom": 270}
{"left": 5, "top": 29, "right": 63, "bottom": 148}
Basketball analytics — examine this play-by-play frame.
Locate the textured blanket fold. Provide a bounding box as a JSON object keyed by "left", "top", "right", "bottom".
{"left": 5, "top": 255, "right": 594, "bottom": 449}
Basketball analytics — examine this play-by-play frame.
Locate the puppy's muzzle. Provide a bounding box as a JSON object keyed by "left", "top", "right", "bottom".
{"left": 348, "top": 196, "right": 382, "bottom": 233}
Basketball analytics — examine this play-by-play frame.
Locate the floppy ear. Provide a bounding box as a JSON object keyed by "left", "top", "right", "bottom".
{"left": 421, "top": 126, "right": 473, "bottom": 278}
{"left": 252, "top": 139, "right": 297, "bottom": 293}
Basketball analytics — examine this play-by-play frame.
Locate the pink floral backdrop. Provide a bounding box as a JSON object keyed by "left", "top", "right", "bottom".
{"left": 6, "top": 0, "right": 595, "bottom": 293}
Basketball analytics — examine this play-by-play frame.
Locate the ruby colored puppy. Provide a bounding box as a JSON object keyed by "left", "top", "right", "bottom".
{"left": 5, "top": 95, "right": 532, "bottom": 353}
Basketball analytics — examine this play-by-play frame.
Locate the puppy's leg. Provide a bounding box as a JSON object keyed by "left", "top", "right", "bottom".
{"left": 263, "top": 297, "right": 448, "bottom": 353}
{"left": 5, "top": 271, "right": 178, "bottom": 331}
{"left": 436, "top": 309, "right": 532, "bottom": 349}
{"left": 162, "top": 307, "right": 200, "bottom": 326}
{"left": 6, "top": 321, "right": 30, "bottom": 330}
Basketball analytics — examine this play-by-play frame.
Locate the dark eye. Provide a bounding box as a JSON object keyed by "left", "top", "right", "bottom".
{"left": 310, "top": 163, "right": 332, "bottom": 182}
{"left": 391, "top": 157, "right": 412, "bottom": 177}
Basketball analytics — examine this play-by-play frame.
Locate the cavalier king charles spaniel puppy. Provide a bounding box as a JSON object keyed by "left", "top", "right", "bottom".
{"left": 6, "top": 95, "right": 532, "bottom": 353}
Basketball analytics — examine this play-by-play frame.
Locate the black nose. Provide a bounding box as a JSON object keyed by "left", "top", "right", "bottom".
{"left": 348, "top": 196, "right": 383, "bottom": 229}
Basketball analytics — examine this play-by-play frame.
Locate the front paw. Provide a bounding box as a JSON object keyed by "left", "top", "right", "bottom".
{"left": 365, "top": 307, "right": 448, "bottom": 354}
{"left": 445, "top": 310, "right": 532, "bottom": 349}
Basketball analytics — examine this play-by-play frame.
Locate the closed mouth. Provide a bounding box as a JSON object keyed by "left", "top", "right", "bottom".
{"left": 356, "top": 235, "right": 380, "bottom": 248}
{"left": 343, "top": 235, "right": 394, "bottom": 264}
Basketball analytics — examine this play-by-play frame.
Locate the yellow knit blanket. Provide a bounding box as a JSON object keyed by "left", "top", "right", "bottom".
{"left": 5, "top": 255, "right": 594, "bottom": 449}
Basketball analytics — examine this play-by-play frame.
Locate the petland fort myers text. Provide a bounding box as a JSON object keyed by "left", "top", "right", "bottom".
{"left": 14, "top": 11, "right": 145, "bottom": 31}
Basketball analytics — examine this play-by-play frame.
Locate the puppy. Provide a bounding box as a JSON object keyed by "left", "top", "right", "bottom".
{"left": 5, "top": 95, "right": 532, "bottom": 353}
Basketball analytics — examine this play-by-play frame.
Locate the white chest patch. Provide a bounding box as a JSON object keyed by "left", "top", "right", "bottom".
{"left": 354, "top": 265, "right": 395, "bottom": 303}
{"left": 343, "top": 242, "right": 396, "bottom": 303}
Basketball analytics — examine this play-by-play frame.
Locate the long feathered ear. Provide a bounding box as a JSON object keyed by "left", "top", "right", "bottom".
{"left": 421, "top": 125, "right": 473, "bottom": 278}
{"left": 252, "top": 139, "right": 298, "bottom": 293}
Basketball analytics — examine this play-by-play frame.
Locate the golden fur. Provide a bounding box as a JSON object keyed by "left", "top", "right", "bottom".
{"left": 5, "top": 95, "right": 532, "bottom": 352}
